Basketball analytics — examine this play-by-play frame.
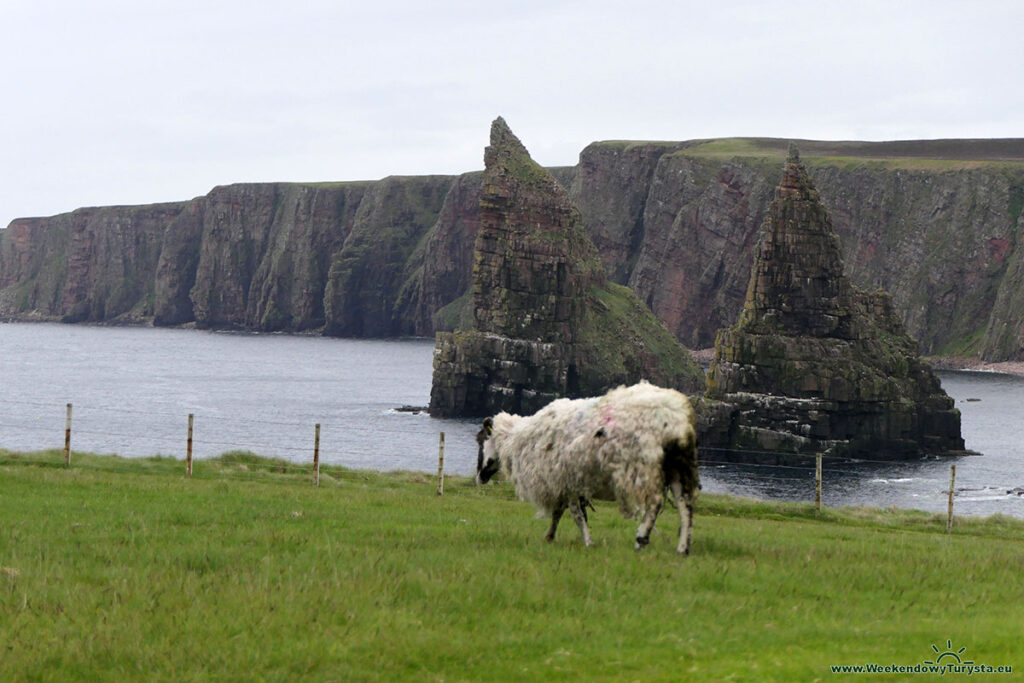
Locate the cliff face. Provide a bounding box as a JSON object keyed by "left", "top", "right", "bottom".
{"left": 3, "top": 178, "right": 453, "bottom": 335}
{"left": 2, "top": 137, "right": 1024, "bottom": 361}
{"left": 569, "top": 142, "right": 687, "bottom": 284}
{"left": 593, "top": 140, "right": 1024, "bottom": 357}
{"left": 1, "top": 203, "right": 187, "bottom": 323}
{"left": 322, "top": 176, "right": 452, "bottom": 337}
{"left": 400, "top": 171, "right": 483, "bottom": 336}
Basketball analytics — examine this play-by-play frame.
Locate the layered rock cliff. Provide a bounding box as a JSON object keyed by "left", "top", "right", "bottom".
{"left": 2, "top": 137, "right": 1023, "bottom": 361}
{"left": 2, "top": 179, "right": 457, "bottom": 335}
{"left": 1, "top": 202, "right": 187, "bottom": 323}
{"left": 429, "top": 118, "right": 704, "bottom": 417}
{"left": 580, "top": 139, "right": 1024, "bottom": 358}
{"left": 705, "top": 148, "right": 965, "bottom": 459}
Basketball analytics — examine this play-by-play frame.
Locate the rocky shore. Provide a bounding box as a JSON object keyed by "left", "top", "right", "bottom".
{"left": 925, "top": 356, "right": 1024, "bottom": 377}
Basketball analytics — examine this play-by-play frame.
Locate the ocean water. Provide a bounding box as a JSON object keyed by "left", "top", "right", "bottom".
{"left": 2, "top": 322, "right": 1022, "bottom": 518}
{"left": 0, "top": 322, "right": 481, "bottom": 476}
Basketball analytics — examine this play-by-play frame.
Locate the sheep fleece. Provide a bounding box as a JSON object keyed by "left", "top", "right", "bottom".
{"left": 488, "top": 382, "right": 698, "bottom": 518}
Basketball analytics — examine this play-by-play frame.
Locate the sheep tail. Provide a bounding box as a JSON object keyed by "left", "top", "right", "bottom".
{"left": 662, "top": 432, "right": 700, "bottom": 500}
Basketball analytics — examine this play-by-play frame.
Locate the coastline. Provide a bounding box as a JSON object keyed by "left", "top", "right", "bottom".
{"left": 4, "top": 318, "right": 1024, "bottom": 378}
{"left": 693, "top": 346, "right": 1024, "bottom": 378}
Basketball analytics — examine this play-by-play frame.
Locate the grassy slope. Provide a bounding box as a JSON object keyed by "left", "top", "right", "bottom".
{"left": 1, "top": 451, "right": 1022, "bottom": 681}
{"left": 575, "top": 282, "right": 705, "bottom": 394}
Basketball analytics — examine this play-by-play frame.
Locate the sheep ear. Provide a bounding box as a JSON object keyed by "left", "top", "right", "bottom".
{"left": 483, "top": 416, "right": 494, "bottom": 436}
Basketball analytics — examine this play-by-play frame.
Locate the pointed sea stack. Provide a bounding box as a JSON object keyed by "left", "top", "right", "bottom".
{"left": 705, "top": 147, "right": 966, "bottom": 459}
{"left": 429, "top": 118, "right": 703, "bottom": 417}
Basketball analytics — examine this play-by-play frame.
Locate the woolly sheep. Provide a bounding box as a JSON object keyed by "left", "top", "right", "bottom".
{"left": 477, "top": 382, "right": 699, "bottom": 553}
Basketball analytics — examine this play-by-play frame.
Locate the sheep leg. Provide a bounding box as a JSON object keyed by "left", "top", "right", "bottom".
{"left": 544, "top": 503, "right": 566, "bottom": 542}
{"left": 670, "top": 479, "right": 693, "bottom": 555}
{"left": 634, "top": 498, "right": 663, "bottom": 551}
{"left": 568, "top": 499, "right": 594, "bottom": 547}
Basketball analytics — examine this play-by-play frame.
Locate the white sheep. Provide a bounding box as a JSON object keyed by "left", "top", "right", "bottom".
{"left": 476, "top": 382, "right": 699, "bottom": 554}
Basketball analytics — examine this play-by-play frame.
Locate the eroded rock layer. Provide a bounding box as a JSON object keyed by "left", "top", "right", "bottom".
{"left": 429, "top": 118, "right": 703, "bottom": 417}
{"left": 705, "top": 148, "right": 965, "bottom": 459}
{"left": 3, "top": 137, "right": 1023, "bottom": 361}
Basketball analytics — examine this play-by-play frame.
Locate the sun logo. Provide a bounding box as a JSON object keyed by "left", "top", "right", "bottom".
{"left": 924, "top": 639, "right": 974, "bottom": 666}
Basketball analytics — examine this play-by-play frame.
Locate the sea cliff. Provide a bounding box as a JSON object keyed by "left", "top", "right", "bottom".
{"left": 2, "top": 137, "right": 1023, "bottom": 360}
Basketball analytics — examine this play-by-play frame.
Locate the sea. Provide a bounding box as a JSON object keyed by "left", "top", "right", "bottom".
{"left": 2, "top": 322, "right": 1023, "bottom": 518}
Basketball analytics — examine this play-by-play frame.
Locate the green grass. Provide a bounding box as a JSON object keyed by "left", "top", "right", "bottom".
{"left": 936, "top": 326, "right": 988, "bottom": 357}
{"left": 575, "top": 282, "right": 705, "bottom": 394}
{"left": 2, "top": 450, "right": 1022, "bottom": 681}
{"left": 679, "top": 137, "right": 1024, "bottom": 172}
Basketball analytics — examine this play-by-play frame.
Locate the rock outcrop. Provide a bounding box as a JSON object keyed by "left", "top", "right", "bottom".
{"left": 605, "top": 140, "right": 1024, "bottom": 356}
{"left": 3, "top": 136, "right": 1024, "bottom": 362}
{"left": 429, "top": 118, "right": 704, "bottom": 418}
{"left": 705, "top": 148, "right": 965, "bottom": 459}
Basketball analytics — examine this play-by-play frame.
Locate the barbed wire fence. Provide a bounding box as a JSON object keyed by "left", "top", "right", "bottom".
{"left": 0, "top": 398, "right": 964, "bottom": 531}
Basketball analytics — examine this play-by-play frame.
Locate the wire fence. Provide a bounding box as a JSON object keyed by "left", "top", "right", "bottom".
{"left": 0, "top": 397, "right": 967, "bottom": 530}
{"left": 0, "top": 395, "right": 465, "bottom": 467}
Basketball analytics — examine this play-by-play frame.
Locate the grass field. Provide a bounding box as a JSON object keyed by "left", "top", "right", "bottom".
{"left": 1, "top": 450, "right": 1021, "bottom": 681}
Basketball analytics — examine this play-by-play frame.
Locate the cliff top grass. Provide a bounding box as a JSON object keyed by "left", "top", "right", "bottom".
{"left": 678, "top": 137, "right": 1024, "bottom": 171}
{"left": 2, "top": 449, "right": 1021, "bottom": 680}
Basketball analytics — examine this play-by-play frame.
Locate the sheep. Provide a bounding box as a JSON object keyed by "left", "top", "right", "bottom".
{"left": 476, "top": 381, "right": 699, "bottom": 554}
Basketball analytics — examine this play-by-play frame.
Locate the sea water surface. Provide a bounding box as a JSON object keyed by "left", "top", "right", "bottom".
{"left": 2, "top": 322, "right": 1023, "bottom": 518}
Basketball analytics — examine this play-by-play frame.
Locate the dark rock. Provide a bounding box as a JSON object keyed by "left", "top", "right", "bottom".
{"left": 0, "top": 203, "right": 186, "bottom": 324}
{"left": 322, "top": 176, "right": 451, "bottom": 336}
{"left": 705, "top": 148, "right": 966, "bottom": 459}
{"left": 4, "top": 137, "right": 1024, "bottom": 362}
{"left": 394, "top": 405, "right": 428, "bottom": 414}
{"left": 592, "top": 139, "right": 1024, "bottom": 358}
{"left": 399, "top": 171, "right": 483, "bottom": 336}
{"left": 429, "top": 118, "right": 703, "bottom": 418}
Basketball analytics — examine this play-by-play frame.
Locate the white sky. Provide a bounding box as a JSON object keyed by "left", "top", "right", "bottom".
{"left": 2, "top": 0, "right": 1022, "bottom": 223}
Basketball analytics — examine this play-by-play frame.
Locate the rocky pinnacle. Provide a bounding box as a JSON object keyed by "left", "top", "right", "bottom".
{"left": 705, "top": 148, "right": 966, "bottom": 459}
{"left": 429, "top": 118, "right": 703, "bottom": 418}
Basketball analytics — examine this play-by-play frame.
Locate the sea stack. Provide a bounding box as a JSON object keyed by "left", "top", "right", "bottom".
{"left": 705, "top": 146, "right": 966, "bottom": 458}
{"left": 429, "top": 118, "right": 703, "bottom": 417}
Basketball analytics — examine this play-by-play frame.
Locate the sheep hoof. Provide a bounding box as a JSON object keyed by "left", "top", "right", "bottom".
{"left": 634, "top": 536, "right": 650, "bottom": 550}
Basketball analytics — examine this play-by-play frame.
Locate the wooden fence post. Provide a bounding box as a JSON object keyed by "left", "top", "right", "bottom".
{"left": 186, "top": 413, "right": 194, "bottom": 478}
{"left": 815, "top": 452, "right": 822, "bottom": 513}
{"left": 313, "top": 423, "right": 321, "bottom": 487}
{"left": 436, "top": 431, "right": 445, "bottom": 496}
{"left": 946, "top": 464, "right": 956, "bottom": 533}
{"left": 64, "top": 403, "right": 73, "bottom": 467}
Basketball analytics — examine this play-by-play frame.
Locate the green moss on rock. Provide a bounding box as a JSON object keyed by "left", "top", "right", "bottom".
{"left": 430, "top": 118, "right": 703, "bottom": 418}
{"left": 705, "top": 149, "right": 965, "bottom": 459}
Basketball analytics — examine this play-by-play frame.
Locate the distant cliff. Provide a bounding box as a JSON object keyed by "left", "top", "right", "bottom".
{"left": 2, "top": 179, "right": 456, "bottom": 336}
{"left": 2, "top": 137, "right": 1024, "bottom": 361}
{"left": 574, "top": 138, "right": 1024, "bottom": 359}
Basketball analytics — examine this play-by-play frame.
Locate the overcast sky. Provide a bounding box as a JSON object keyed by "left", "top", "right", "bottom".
{"left": 2, "top": 0, "right": 1022, "bottom": 223}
